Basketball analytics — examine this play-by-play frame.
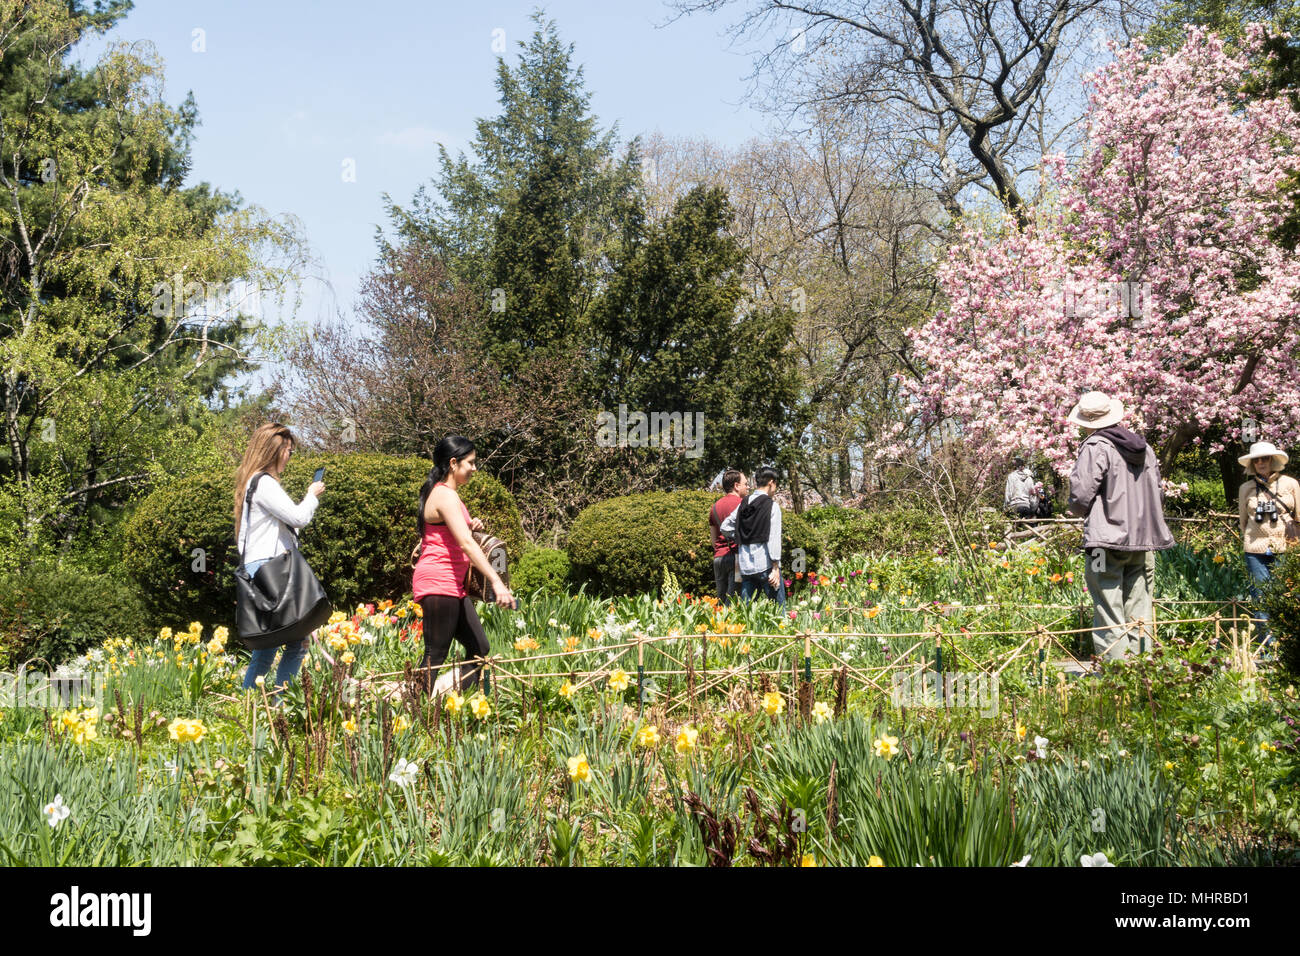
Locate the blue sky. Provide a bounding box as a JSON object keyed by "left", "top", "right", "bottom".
{"left": 73, "top": 1, "right": 774, "bottom": 337}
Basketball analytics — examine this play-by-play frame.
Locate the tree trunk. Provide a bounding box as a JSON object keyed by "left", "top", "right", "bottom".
{"left": 1217, "top": 448, "right": 1239, "bottom": 512}
{"left": 789, "top": 462, "right": 805, "bottom": 514}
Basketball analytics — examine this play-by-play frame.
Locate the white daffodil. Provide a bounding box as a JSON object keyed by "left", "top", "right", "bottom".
{"left": 388, "top": 756, "right": 421, "bottom": 788}
{"left": 1033, "top": 735, "right": 1049, "bottom": 756}
{"left": 43, "top": 794, "right": 70, "bottom": 828}
{"left": 1010, "top": 854, "right": 1031, "bottom": 867}
{"left": 514, "top": 618, "right": 527, "bottom": 630}
{"left": 1080, "top": 852, "right": 1114, "bottom": 867}
{"left": 165, "top": 759, "right": 179, "bottom": 778}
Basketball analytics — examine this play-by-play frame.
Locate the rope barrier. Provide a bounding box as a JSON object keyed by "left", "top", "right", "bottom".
{"left": 315, "top": 601, "right": 1265, "bottom": 717}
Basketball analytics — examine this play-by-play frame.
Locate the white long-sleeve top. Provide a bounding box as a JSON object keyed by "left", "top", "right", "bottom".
{"left": 720, "top": 490, "right": 782, "bottom": 576}
{"left": 239, "top": 473, "right": 319, "bottom": 564}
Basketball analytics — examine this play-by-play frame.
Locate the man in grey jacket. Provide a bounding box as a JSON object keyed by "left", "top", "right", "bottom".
{"left": 1066, "top": 391, "right": 1174, "bottom": 660}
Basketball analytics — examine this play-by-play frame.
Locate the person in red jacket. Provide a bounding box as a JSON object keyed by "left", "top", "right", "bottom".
{"left": 709, "top": 468, "right": 749, "bottom": 605}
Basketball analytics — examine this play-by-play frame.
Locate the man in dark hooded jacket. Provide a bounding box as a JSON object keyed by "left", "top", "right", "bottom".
{"left": 1066, "top": 391, "right": 1174, "bottom": 660}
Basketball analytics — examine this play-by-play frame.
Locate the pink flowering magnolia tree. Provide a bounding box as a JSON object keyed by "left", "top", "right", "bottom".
{"left": 901, "top": 25, "right": 1300, "bottom": 479}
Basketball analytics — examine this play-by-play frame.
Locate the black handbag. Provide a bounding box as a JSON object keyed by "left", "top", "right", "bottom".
{"left": 235, "top": 473, "right": 333, "bottom": 650}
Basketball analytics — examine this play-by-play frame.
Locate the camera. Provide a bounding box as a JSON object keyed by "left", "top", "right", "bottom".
{"left": 1255, "top": 499, "right": 1279, "bottom": 523}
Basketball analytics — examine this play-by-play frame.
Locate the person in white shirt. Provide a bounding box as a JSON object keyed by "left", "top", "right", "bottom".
{"left": 720, "top": 466, "right": 786, "bottom": 606}
{"left": 232, "top": 422, "right": 325, "bottom": 692}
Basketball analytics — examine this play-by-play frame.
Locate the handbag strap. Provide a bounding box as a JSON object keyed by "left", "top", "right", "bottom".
{"left": 1253, "top": 475, "right": 1296, "bottom": 520}
{"left": 240, "top": 472, "right": 301, "bottom": 563}
{"left": 240, "top": 473, "right": 265, "bottom": 563}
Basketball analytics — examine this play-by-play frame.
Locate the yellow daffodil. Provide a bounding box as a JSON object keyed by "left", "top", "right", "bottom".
{"left": 1015, "top": 723, "right": 1027, "bottom": 741}
{"left": 167, "top": 717, "right": 206, "bottom": 744}
{"left": 393, "top": 714, "right": 411, "bottom": 733}
{"left": 868, "top": 855, "right": 884, "bottom": 867}
{"left": 1164, "top": 760, "right": 1174, "bottom": 771}
{"left": 812, "top": 701, "right": 833, "bottom": 725}
{"left": 341, "top": 651, "right": 356, "bottom": 665}
{"left": 801, "top": 854, "right": 817, "bottom": 867}
{"left": 636, "top": 725, "right": 660, "bottom": 748}
{"left": 158, "top": 627, "right": 173, "bottom": 642}
{"left": 608, "top": 669, "right": 630, "bottom": 692}
{"left": 470, "top": 694, "right": 491, "bottom": 719}
{"left": 874, "top": 734, "right": 899, "bottom": 759}
{"left": 72, "top": 722, "right": 98, "bottom": 745}
{"left": 762, "top": 691, "right": 785, "bottom": 717}
{"left": 675, "top": 725, "right": 699, "bottom": 754}
{"left": 342, "top": 717, "right": 358, "bottom": 736}
{"left": 559, "top": 681, "right": 576, "bottom": 699}
{"left": 513, "top": 636, "right": 539, "bottom": 652}
{"left": 444, "top": 692, "right": 464, "bottom": 716}
{"left": 567, "top": 753, "right": 591, "bottom": 783}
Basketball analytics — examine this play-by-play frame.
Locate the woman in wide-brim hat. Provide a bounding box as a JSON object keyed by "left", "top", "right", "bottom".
{"left": 1238, "top": 441, "right": 1299, "bottom": 643}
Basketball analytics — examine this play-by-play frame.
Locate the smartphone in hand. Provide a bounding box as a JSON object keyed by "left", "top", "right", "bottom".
{"left": 313, "top": 466, "right": 326, "bottom": 483}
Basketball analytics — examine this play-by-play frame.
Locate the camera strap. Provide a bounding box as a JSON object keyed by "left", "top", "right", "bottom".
{"left": 1253, "top": 476, "right": 1297, "bottom": 520}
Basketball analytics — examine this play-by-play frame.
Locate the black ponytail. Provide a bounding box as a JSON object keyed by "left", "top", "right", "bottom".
{"left": 417, "top": 435, "right": 476, "bottom": 535}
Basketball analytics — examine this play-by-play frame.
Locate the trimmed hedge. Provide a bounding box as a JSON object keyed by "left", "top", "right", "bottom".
{"left": 0, "top": 562, "right": 149, "bottom": 668}
{"left": 121, "top": 453, "right": 524, "bottom": 629}
{"left": 566, "top": 490, "right": 824, "bottom": 597}
{"left": 512, "top": 547, "right": 572, "bottom": 597}
{"left": 801, "top": 505, "right": 954, "bottom": 561}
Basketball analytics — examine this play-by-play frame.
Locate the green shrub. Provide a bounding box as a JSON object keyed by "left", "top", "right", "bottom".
{"left": 1262, "top": 550, "right": 1300, "bottom": 677}
{"left": 121, "top": 453, "right": 524, "bottom": 630}
{"left": 512, "top": 547, "right": 571, "bottom": 597}
{"left": 1164, "top": 476, "right": 1228, "bottom": 516}
{"left": 0, "top": 562, "right": 149, "bottom": 668}
{"left": 566, "top": 490, "right": 823, "bottom": 597}
{"left": 802, "top": 504, "right": 955, "bottom": 561}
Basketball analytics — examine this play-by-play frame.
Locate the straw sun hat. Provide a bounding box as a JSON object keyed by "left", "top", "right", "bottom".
{"left": 1238, "top": 441, "right": 1289, "bottom": 468}
{"left": 1065, "top": 391, "right": 1124, "bottom": 430}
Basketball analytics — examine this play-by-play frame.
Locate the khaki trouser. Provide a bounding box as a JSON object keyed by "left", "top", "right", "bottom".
{"left": 1083, "top": 548, "right": 1155, "bottom": 660}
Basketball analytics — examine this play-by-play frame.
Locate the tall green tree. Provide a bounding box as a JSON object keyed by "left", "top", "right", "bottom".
{"left": 0, "top": 0, "right": 302, "bottom": 568}
{"left": 382, "top": 11, "right": 639, "bottom": 373}
{"left": 589, "top": 185, "right": 798, "bottom": 485}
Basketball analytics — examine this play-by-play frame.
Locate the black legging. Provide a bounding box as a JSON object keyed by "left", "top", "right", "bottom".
{"left": 418, "top": 594, "right": 491, "bottom": 692}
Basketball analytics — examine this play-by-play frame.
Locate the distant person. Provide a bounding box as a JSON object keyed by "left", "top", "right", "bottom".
{"left": 709, "top": 468, "right": 749, "bottom": 605}
{"left": 1066, "top": 392, "right": 1174, "bottom": 660}
{"left": 1237, "top": 441, "right": 1299, "bottom": 644}
{"left": 413, "top": 436, "right": 514, "bottom": 694}
{"left": 233, "top": 422, "right": 325, "bottom": 692}
{"left": 1004, "top": 457, "right": 1038, "bottom": 517}
{"left": 721, "top": 466, "right": 786, "bottom": 606}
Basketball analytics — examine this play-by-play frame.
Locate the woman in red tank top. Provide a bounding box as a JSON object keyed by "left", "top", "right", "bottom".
{"left": 412, "top": 436, "right": 514, "bottom": 693}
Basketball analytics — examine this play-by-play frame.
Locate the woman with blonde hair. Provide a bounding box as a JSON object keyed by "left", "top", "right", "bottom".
{"left": 1238, "top": 441, "right": 1300, "bottom": 643}
{"left": 234, "top": 422, "right": 325, "bottom": 690}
